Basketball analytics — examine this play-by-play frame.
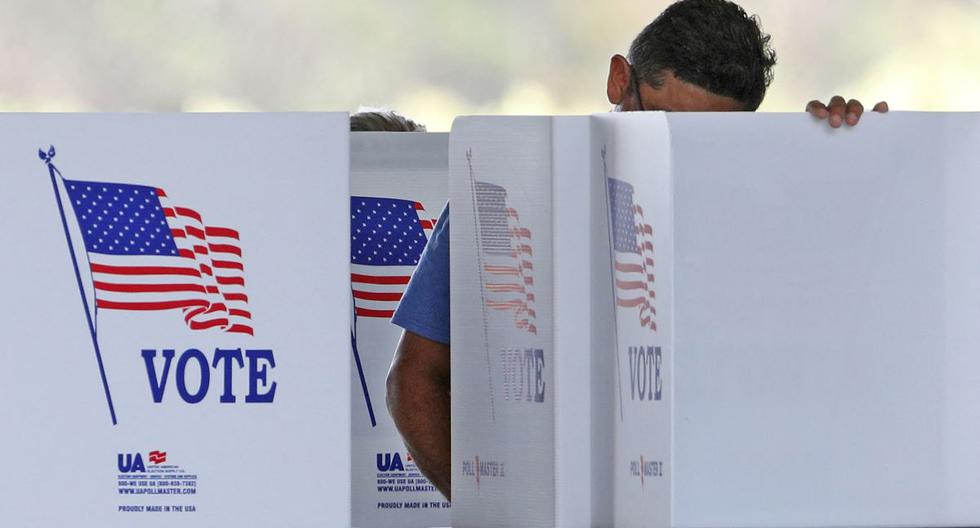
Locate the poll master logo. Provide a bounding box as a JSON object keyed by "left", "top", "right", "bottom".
{"left": 629, "top": 456, "right": 665, "bottom": 488}
{"left": 40, "top": 146, "right": 275, "bottom": 427}
{"left": 461, "top": 455, "right": 506, "bottom": 490}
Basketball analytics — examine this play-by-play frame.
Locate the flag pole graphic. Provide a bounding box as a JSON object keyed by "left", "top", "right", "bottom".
{"left": 40, "top": 146, "right": 118, "bottom": 426}
{"left": 350, "top": 292, "right": 377, "bottom": 427}
{"left": 601, "top": 146, "right": 625, "bottom": 422}
{"left": 466, "top": 149, "right": 496, "bottom": 423}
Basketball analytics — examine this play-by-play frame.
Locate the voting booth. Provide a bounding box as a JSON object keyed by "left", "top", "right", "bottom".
{"left": 452, "top": 112, "right": 980, "bottom": 528}
{"left": 6, "top": 111, "right": 980, "bottom": 528}
{"left": 0, "top": 114, "right": 351, "bottom": 527}
{"left": 350, "top": 132, "right": 451, "bottom": 527}
{"left": 449, "top": 116, "right": 594, "bottom": 527}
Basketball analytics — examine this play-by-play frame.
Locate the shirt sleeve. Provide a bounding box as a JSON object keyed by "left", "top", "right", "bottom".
{"left": 391, "top": 202, "right": 450, "bottom": 345}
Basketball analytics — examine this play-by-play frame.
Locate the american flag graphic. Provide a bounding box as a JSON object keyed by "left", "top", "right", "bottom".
{"left": 607, "top": 177, "right": 656, "bottom": 331}
{"left": 350, "top": 197, "right": 435, "bottom": 319}
{"left": 474, "top": 181, "right": 537, "bottom": 334}
{"left": 63, "top": 178, "right": 253, "bottom": 335}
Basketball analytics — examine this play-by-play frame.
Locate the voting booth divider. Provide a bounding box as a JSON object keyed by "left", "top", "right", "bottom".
{"left": 0, "top": 113, "right": 351, "bottom": 527}
{"left": 451, "top": 112, "right": 980, "bottom": 528}
{"left": 350, "top": 132, "right": 451, "bottom": 527}
{"left": 449, "top": 116, "right": 594, "bottom": 528}
{"left": 6, "top": 112, "right": 980, "bottom": 528}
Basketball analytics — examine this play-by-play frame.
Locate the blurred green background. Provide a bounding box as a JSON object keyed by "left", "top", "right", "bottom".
{"left": 2, "top": 0, "right": 978, "bottom": 130}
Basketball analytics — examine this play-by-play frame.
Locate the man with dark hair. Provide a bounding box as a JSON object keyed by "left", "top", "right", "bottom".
{"left": 350, "top": 109, "right": 427, "bottom": 132}
{"left": 386, "top": 0, "right": 886, "bottom": 501}
{"left": 613, "top": 0, "right": 776, "bottom": 112}
{"left": 607, "top": 0, "right": 886, "bottom": 120}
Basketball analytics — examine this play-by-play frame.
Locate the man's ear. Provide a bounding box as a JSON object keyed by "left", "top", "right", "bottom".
{"left": 607, "top": 54, "right": 631, "bottom": 106}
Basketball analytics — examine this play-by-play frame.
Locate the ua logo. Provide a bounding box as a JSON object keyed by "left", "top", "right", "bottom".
{"left": 117, "top": 453, "right": 146, "bottom": 473}
{"left": 376, "top": 452, "right": 405, "bottom": 472}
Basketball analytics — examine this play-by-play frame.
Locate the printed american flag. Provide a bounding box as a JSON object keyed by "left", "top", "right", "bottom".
{"left": 474, "top": 181, "right": 537, "bottom": 334}
{"left": 63, "top": 178, "right": 253, "bottom": 335}
{"left": 350, "top": 197, "right": 435, "bottom": 319}
{"left": 607, "top": 177, "right": 656, "bottom": 331}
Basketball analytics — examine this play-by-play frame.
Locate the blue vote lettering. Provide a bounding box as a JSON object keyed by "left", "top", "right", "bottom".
{"left": 628, "top": 345, "right": 662, "bottom": 401}
{"left": 142, "top": 348, "right": 277, "bottom": 404}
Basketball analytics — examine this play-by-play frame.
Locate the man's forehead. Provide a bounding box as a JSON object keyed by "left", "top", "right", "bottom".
{"left": 641, "top": 70, "right": 744, "bottom": 112}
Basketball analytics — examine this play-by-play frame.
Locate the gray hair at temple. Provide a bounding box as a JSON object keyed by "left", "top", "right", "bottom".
{"left": 350, "top": 110, "right": 427, "bottom": 132}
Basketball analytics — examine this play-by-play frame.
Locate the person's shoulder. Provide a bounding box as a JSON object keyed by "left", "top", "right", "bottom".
{"left": 390, "top": 202, "right": 451, "bottom": 344}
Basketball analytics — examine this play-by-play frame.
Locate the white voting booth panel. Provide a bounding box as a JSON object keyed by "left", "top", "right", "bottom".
{"left": 453, "top": 112, "right": 980, "bottom": 528}
{"left": 450, "top": 116, "right": 593, "bottom": 528}
{"left": 596, "top": 111, "right": 980, "bottom": 528}
{"left": 350, "top": 132, "right": 451, "bottom": 527}
{"left": 0, "top": 114, "right": 350, "bottom": 527}
{"left": 591, "top": 113, "right": 672, "bottom": 528}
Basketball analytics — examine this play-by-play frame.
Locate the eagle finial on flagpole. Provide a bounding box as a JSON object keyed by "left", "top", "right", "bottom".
{"left": 38, "top": 145, "right": 56, "bottom": 165}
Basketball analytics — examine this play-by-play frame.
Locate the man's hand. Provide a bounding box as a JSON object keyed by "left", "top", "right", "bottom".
{"left": 386, "top": 331, "right": 452, "bottom": 501}
{"left": 806, "top": 96, "right": 889, "bottom": 128}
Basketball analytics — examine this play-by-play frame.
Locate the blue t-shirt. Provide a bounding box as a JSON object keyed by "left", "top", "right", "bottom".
{"left": 391, "top": 203, "right": 450, "bottom": 344}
